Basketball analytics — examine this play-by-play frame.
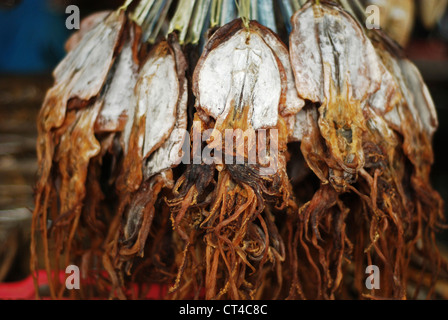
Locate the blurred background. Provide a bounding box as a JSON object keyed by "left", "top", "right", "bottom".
{"left": 0, "top": 0, "right": 447, "bottom": 295}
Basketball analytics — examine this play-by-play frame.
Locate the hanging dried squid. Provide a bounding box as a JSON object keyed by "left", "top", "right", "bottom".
{"left": 31, "top": 8, "right": 129, "bottom": 299}
{"left": 287, "top": 0, "right": 445, "bottom": 299}
{"left": 104, "top": 35, "right": 189, "bottom": 298}
{"left": 167, "top": 18, "right": 303, "bottom": 299}
{"left": 30, "top": 0, "right": 447, "bottom": 301}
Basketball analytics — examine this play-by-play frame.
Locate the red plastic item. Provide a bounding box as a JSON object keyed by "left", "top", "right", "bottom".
{"left": 0, "top": 270, "right": 49, "bottom": 300}
{"left": 0, "top": 270, "right": 167, "bottom": 300}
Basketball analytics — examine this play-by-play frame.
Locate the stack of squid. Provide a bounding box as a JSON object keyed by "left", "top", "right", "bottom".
{"left": 31, "top": 0, "right": 446, "bottom": 300}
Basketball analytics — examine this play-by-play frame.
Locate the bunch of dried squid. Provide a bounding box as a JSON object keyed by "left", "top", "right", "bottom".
{"left": 31, "top": 0, "right": 446, "bottom": 300}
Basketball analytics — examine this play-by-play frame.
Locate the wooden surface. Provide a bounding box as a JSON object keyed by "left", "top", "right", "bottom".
{"left": 0, "top": 75, "right": 51, "bottom": 282}
{"left": 0, "top": 75, "right": 51, "bottom": 210}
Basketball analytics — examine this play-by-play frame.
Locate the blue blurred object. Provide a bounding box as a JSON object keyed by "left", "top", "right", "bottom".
{"left": 258, "top": 0, "right": 276, "bottom": 33}
{"left": 221, "top": 0, "right": 237, "bottom": 26}
{"left": 0, "top": 0, "right": 70, "bottom": 73}
{"left": 277, "top": 0, "right": 294, "bottom": 33}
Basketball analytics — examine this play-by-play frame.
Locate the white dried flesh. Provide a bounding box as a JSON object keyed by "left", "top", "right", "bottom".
{"left": 143, "top": 37, "right": 189, "bottom": 179}
{"left": 144, "top": 81, "right": 188, "bottom": 179}
{"left": 54, "top": 10, "right": 125, "bottom": 99}
{"left": 142, "top": 45, "right": 179, "bottom": 158}
{"left": 374, "top": 48, "right": 430, "bottom": 135}
{"left": 41, "top": 10, "right": 125, "bottom": 132}
{"left": 289, "top": 2, "right": 383, "bottom": 103}
{"left": 95, "top": 31, "right": 138, "bottom": 133}
{"left": 194, "top": 25, "right": 283, "bottom": 130}
{"left": 251, "top": 22, "right": 305, "bottom": 116}
{"left": 122, "top": 42, "right": 179, "bottom": 159}
{"left": 372, "top": 48, "right": 415, "bottom": 130}
{"left": 291, "top": 108, "right": 308, "bottom": 142}
{"left": 368, "top": 48, "right": 402, "bottom": 117}
{"left": 65, "top": 11, "right": 112, "bottom": 52}
{"left": 365, "top": 106, "right": 398, "bottom": 149}
{"left": 399, "top": 59, "right": 438, "bottom": 136}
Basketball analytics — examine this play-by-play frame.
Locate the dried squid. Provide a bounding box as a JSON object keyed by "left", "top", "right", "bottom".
{"left": 30, "top": 0, "right": 447, "bottom": 301}
{"left": 105, "top": 35, "right": 189, "bottom": 298}
{"left": 287, "top": 0, "right": 445, "bottom": 299}
{"left": 167, "top": 18, "right": 303, "bottom": 299}
{"left": 31, "top": 8, "right": 128, "bottom": 299}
